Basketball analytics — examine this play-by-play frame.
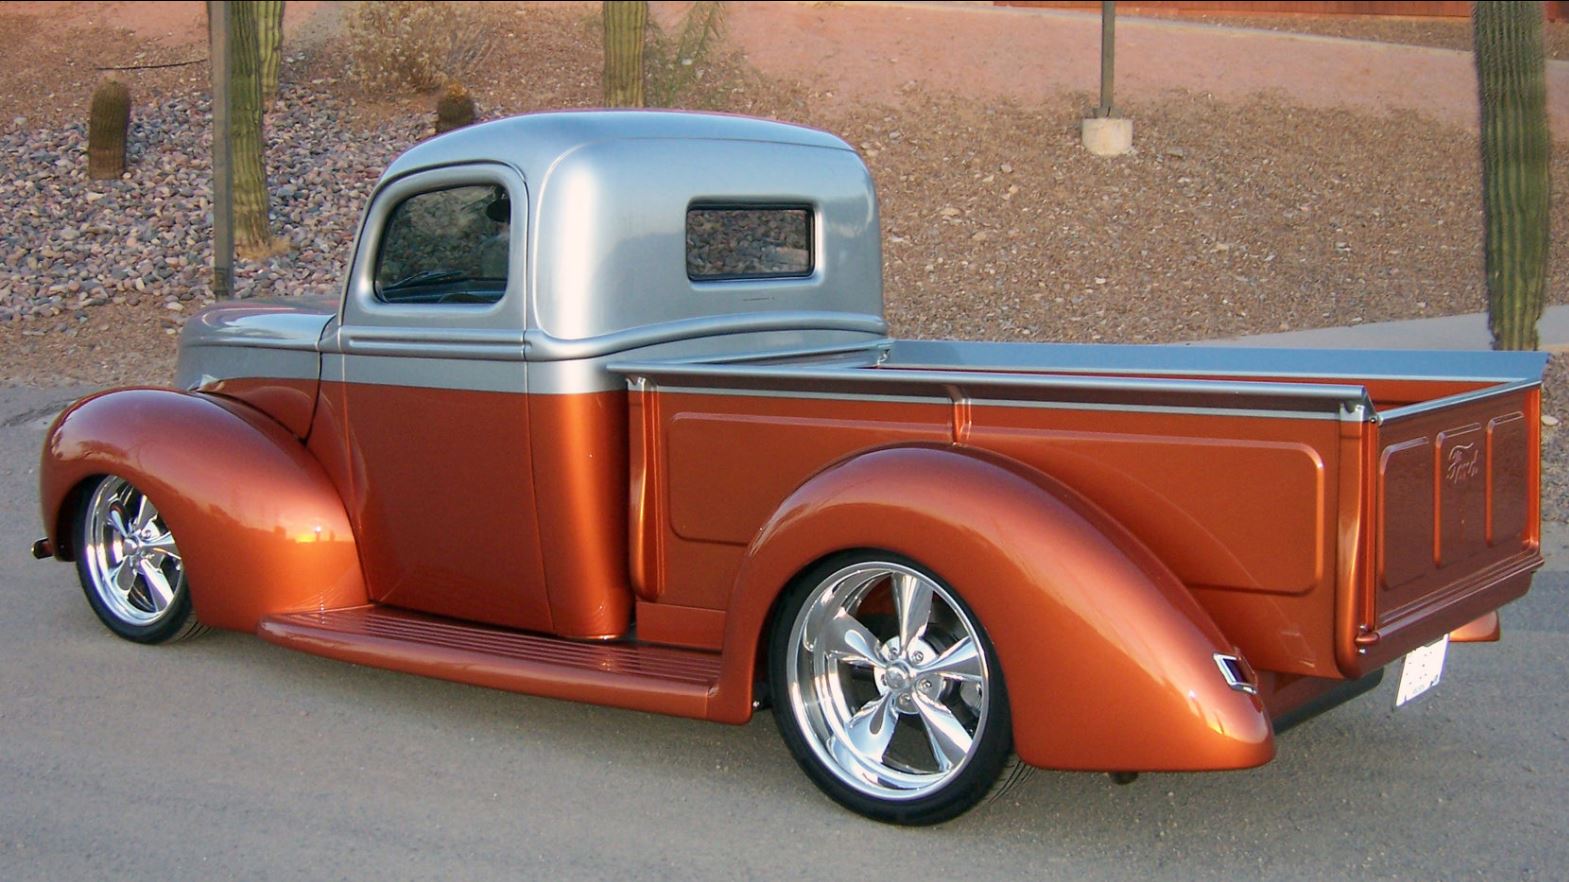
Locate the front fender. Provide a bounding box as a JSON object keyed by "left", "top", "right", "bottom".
{"left": 715, "top": 444, "right": 1274, "bottom": 772}
{"left": 40, "top": 388, "right": 366, "bottom": 631}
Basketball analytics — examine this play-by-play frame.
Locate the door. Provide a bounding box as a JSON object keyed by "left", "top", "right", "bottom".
{"left": 320, "top": 163, "right": 554, "bottom": 632}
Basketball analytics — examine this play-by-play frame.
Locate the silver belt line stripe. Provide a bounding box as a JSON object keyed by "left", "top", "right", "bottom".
{"left": 524, "top": 313, "right": 887, "bottom": 361}
{"left": 324, "top": 313, "right": 886, "bottom": 360}
{"left": 186, "top": 338, "right": 323, "bottom": 352}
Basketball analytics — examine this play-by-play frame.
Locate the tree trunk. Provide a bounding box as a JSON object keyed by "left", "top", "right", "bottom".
{"left": 255, "top": 0, "right": 284, "bottom": 108}
{"left": 603, "top": 1, "right": 647, "bottom": 108}
{"left": 1475, "top": 1, "right": 1551, "bottom": 351}
{"left": 231, "top": 2, "right": 273, "bottom": 257}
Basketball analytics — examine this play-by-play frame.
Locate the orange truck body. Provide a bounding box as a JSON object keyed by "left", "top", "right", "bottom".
{"left": 37, "top": 112, "right": 1544, "bottom": 781}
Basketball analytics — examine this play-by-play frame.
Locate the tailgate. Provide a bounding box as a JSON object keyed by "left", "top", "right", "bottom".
{"left": 1363, "top": 381, "right": 1543, "bottom": 669}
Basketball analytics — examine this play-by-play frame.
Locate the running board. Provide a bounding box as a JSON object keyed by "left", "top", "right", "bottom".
{"left": 258, "top": 606, "right": 723, "bottom": 719}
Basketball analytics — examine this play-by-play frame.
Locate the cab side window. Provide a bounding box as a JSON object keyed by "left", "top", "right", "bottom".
{"left": 374, "top": 185, "right": 511, "bottom": 305}
{"left": 686, "top": 205, "right": 812, "bottom": 281}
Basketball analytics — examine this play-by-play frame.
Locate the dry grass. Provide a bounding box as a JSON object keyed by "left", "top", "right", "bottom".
{"left": 343, "top": 1, "right": 496, "bottom": 95}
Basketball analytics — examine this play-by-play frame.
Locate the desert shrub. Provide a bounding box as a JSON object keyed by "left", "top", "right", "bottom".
{"left": 345, "top": 1, "right": 495, "bottom": 95}
{"left": 646, "top": 1, "right": 726, "bottom": 108}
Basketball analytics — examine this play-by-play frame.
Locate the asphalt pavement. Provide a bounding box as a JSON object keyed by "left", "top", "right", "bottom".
{"left": 3, "top": 322, "right": 1567, "bottom": 879}
{"left": 1209, "top": 303, "right": 1569, "bottom": 352}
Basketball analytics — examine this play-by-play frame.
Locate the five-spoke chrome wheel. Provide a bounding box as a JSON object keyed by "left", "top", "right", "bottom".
{"left": 75, "top": 475, "right": 204, "bottom": 643}
{"left": 770, "top": 553, "right": 1013, "bottom": 824}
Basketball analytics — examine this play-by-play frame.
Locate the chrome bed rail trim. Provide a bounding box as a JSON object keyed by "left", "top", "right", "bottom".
{"left": 1377, "top": 377, "right": 1543, "bottom": 422}
{"left": 885, "top": 340, "right": 1550, "bottom": 385}
{"left": 610, "top": 359, "right": 1374, "bottom": 421}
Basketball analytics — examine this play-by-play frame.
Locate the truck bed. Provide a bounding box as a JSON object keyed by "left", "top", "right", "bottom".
{"left": 613, "top": 340, "right": 1546, "bottom": 682}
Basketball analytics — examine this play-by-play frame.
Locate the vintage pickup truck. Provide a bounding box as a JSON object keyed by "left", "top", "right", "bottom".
{"left": 36, "top": 111, "right": 1546, "bottom": 824}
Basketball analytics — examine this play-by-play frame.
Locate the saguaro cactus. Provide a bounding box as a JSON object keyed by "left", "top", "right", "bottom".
{"left": 1474, "top": 1, "right": 1551, "bottom": 351}
{"left": 232, "top": 2, "right": 274, "bottom": 257}
{"left": 603, "top": 1, "right": 647, "bottom": 108}
{"left": 435, "top": 81, "right": 476, "bottom": 134}
{"left": 88, "top": 80, "right": 131, "bottom": 180}
{"left": 255, "top": 0, "right": 285, "bottom": 108}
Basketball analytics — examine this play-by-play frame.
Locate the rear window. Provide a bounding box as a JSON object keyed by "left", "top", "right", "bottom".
{"left": 686, "top": 206, "right": 813, "bottom": 281}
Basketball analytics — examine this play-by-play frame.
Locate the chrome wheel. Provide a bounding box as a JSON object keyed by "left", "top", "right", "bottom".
{"left": 76, "top": 476, "right": 201, "bottom": 642}
{"left": 776, "top": 556, "right": 1008, "bottom": 820}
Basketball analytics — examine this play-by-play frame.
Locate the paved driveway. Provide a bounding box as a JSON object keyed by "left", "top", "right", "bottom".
{"left": 726, "top": 1, "right": 1569, "bottom": 136}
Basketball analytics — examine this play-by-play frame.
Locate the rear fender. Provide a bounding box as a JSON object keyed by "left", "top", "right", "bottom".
{"left": 40, "top": 388, "right": 366, "bottom": 631}
{"left": 713, "top": 444, "right": 1274, "bottom": 772}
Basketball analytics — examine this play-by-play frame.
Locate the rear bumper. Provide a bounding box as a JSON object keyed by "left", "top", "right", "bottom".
{"left": 1269, "top": 669, "right": 1385, "bottom": 735}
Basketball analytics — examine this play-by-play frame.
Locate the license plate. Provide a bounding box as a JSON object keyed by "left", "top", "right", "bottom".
{"left": 1394, "top": 636, "right": 1449, "bottom": 707}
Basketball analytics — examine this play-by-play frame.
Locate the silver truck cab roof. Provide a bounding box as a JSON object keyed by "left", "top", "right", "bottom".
{"left": 380, "top": 110, "right": 856, "bottom": 181}
{"left": 368, "top": 111, "right": 886, "bottom": 349}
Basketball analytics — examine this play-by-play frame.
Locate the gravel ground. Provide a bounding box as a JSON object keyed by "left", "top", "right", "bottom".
{"left": 0, "top": 92, "right": 402, "bottom": 319}
{"left": 827, "top": 92, "right": 1569, "bottom": 346}
{"left": 2, "top": 2, "right": 1567, "bottom": 517}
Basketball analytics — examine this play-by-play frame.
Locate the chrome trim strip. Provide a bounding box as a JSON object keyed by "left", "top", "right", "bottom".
{"left": 644, "top": 383, "right": 950, "bottom": 408}
{"left": 333, "top": 327, "right": 529, "bottom": 361}
{"left": 610, "top": 360, "right": 1371, "bottom": 419}
{"left": 326, "top": 315, "right": 883, "bottom": 364}
{"left": 972, "top": 396, "right": 1352, "bottom": 423}
{"left": 1378, "top": 377, "right": 1542, "bottom": 422}
{"left": 187, "top": 336, "right": 323, "bottom": 353}
{"left": 1213, "top": 653, "right": 1259, "bottom": 695}
{"left": 523, "top": 312, "right": 887, "bottom": 362}
{"left": 610, "top": 362, "right": 1368, "bottom": 402}
{"left": 634, "top": 382, "right": 1352, "bottom": 422}
{"left": 887, "top": 340, "right": 1549, "bottom": 385}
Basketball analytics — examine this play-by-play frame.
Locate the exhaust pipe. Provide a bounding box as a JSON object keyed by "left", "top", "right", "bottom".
{"left": 31, "top": 538, "right": 53, "bottom": 560}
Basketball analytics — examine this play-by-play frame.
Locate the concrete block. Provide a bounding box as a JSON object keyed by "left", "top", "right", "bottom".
{"left": 1081, "top": 116, "right": 1133, "bottom": 156}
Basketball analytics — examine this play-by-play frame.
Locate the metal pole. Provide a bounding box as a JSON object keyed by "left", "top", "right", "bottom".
{"left": 209, "top": 1, "right": 234, "bottom": 298}
{"left": 1098, "top": 1, "right": 1116, "bottom": 118}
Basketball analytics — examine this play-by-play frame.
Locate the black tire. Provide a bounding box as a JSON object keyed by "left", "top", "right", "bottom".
{"left": 73, "top": 475, "right": 206, "bottom": 644}
{"left": 768, "top": 550, "right": 1014, "bottom": 825}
